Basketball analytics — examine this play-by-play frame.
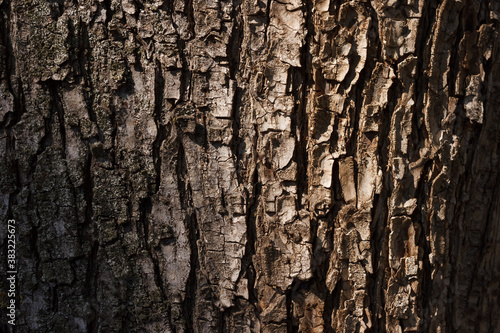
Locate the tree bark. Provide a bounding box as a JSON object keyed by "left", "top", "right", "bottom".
{"left": 1, "top": 0, "right": 500, "bottom": 332}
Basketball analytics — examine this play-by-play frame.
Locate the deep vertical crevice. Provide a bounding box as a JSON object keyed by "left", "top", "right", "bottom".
{"left": 228, "top": 0, "right": 244, "bottom": 186}
{"left": 414, "top": 0, "right": 437, "bottom": 134}
{"left": 264, "top": 0, "right": 272, "bottom": 45}
{"left": 227, "top": 0, "right": 242, "bottom": 81}
{"left": 103, "top": 0, "right": 112, "bottom": 27}
{"left": 171, "top": 13, "right": 192, "bottom": 104}
{"left": 186, "top": 0, "right": 196, "bottom": 39}
{"left": 417, "top": 159, "right": 433, "bottom": 333}
{"left": 322, "top": 285, "right": 335, "bottom": 333}
{"left": 153, "top": 60, "right": 166, "bottom": 193}
{"left": 296, "top": 0, "right": 312, "bottom": 209}
{"left": 176, "top": 139, "right": 199, "bottom": 332}
{"left": 239, "top": 118, "right": 262, "bottom": 324}
{"left": 244, "top": 169, "right": 259, "bottom": 301}
{"left": 447, "top": 6, "right": 465, "bottom": 98}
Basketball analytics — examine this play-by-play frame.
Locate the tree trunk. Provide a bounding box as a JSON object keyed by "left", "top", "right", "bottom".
{"left": 1, "top": 0, "right": 500, "bottom": 332}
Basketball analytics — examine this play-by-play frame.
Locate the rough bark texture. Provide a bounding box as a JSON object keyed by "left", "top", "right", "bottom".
{"left": 1, "top": 0, "right": 500, "bottom": 332}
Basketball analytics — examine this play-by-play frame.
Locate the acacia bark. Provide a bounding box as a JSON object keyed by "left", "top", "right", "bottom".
{"left": 1, "top": 0, "right": 500, "bottom": 332}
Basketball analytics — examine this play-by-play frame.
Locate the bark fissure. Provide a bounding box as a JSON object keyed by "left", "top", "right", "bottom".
{"left": 153, "top": 60, "right": 165, "bottom": 193}
{"left": 176, "top": 139, "right": 199, "bottom": 333}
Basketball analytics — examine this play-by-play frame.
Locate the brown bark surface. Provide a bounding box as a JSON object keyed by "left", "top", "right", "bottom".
{"left": 1, "top": 0, "right": 500, "bottom": 332}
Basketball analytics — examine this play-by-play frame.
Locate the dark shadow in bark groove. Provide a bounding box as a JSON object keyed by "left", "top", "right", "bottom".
{"left": 416, "top": 158, "right": 434, "bottom": 333}
{"left": 176, "top": 139, "right": 199, "bottom": 332}
{"left": 153, "top": 60, "right": 166, "bottom": 193}
{"left": 231, "top": 87, "right": 243, "bottom": 185}
{"left": 296, "top": 0, "right": 312, "bottom": 211}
